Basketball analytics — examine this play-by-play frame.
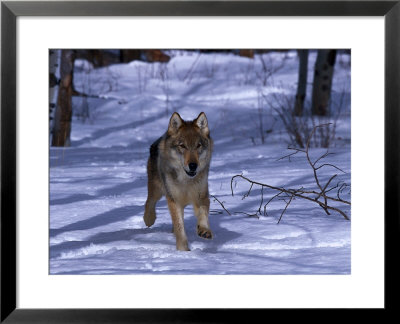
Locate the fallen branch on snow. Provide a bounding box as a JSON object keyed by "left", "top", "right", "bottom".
{"left": 230, "top": 124, "right": 351, "bottom": 223}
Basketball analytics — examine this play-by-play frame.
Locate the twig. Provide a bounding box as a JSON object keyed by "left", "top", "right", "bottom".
{"left": 315, "top": 174, "right": 337, "bottom": 201}
{"left": 263, "top": 191, "right": 283, "bottom": 216}
{"left": 278, "top": 194, "right": 294, "bottom": 224}
{"left": 210, "top": 195, "right": 231, "bottom": 215}
{"left": 233, "top": 211, "right": 260, "bottom": 219}
{"left": 305, "top": 124, "right": 332, "bottom": 215}
{"left": 257, "top": 186, "right": 264, "bottom": 215}
{"left": 313, "top": 150, "right": 333, "bottom": 166}
{"left": 243, "top": 183, "right": 254, "bottom": 199}
{"left": 314, "top": 163, "right": 345, "bottom": 173}
{"left": 184, "top": 53, "right": 202, "bottom": 83}
{"left": 276, "top": 150, "right": 299, "bottom": 162}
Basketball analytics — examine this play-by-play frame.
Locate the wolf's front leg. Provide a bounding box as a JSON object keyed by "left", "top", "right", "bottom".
{"left": 167, "top": 197, "right": 189, "bottom": 251}
{"left": 194, "top": 197, "right": 213, "bottom": 239}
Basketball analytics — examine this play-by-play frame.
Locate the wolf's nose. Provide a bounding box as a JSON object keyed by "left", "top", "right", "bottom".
{"left": 189, "top": 163, "right": 197, "bottom": 171}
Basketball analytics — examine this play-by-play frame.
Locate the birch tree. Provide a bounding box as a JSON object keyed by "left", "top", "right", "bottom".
{"left": 49, "top": 49, "right": 61, "bottom": 143}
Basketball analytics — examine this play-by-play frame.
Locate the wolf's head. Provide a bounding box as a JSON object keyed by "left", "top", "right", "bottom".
{"left": 166, "top": 112, "right": 213, "bottom": 178}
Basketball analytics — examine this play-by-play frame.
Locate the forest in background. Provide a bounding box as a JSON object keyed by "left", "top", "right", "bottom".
{"left": 49, "top": 49, "right": 351, "bottom": 274}
{"left": 49, "top": 49, "right": 350, "bottom": 148}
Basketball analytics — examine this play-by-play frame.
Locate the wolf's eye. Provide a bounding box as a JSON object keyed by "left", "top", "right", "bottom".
{"left": 178, "top": 143, "right": 186, "bottom": 149}
{"left": 197, "top": 143, "right": 202, "bottom": 149}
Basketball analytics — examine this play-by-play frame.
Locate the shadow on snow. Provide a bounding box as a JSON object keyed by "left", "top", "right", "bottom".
{"left": 50, "top": 201, "right": 242, "bottom": 259}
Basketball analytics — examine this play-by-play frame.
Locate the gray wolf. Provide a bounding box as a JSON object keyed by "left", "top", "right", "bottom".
{"left": 144, "top": 112, "right": 213, "bottom": 251}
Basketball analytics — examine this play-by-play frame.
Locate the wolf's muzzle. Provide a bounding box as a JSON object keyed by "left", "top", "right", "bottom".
{"left": 189, "top": 163, "right": 197, "bottom": 171}
{"left": 185, "top": 163, "right": 197, "bottom": 177}
{"left": 185, "top": 170, "right": 197, "bottom": 177}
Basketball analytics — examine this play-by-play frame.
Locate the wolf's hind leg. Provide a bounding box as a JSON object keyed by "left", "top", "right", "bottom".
{"left": 144, "top": 181, "right": 162, "bottom": 227}
{"left": 194, "top": 197, "right": 213, "bottom": 239}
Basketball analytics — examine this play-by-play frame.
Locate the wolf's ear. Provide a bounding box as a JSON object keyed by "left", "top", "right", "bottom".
{"left": 195, "top": 112, "right": 209, "bottom": 136}
{"left": 168, "top": 112, "right": 183, "bottom": 134}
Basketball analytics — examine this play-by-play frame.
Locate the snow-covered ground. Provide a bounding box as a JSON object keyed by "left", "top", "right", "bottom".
{"left": 50, "top": 50, "right": 351, "bottom": 274}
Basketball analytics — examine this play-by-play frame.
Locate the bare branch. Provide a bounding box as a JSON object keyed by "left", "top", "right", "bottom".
{"left": 277, "top": 194, "right": 294, "bottom": 224}
{"left": 276, "top": 150, "right": 299, "bottom": 162}
{"left": 315, "top": 174, "right": 337, "bottom": 201}
{"left": 229, "top": 124, "right": 350, "bottom": 222}
{"left": 287, "top": 147, "right": 307, "bottom": 153}
{"left": 210, "top": 195, "right": 231, "bottom": 216}
{"left": 243, "top": 182, "right": 254, "bottom": 200}
{"left": 313, "top": 150, "right": 334, "bottom": 166}
{"left": 257, "top": 186, "right": 264, "bottom": 215}
{"left": 314, "top": 163, "right": 346, "bottom": 173}
{"left": 263, "top": 191, "right": 283, "bottom": 216}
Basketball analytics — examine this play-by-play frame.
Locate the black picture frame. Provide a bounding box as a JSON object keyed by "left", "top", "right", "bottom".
{"left": 1, "top": 0, "right": 399, "bottom": 322}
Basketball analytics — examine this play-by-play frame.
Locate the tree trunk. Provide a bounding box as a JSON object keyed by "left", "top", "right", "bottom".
{"left": 120, "top": 49, "right": 142, "bottom": 63}
{"left": 238, "top": 49, "right": 254, "bottom": 58}
{"left": 51, "top": 50, "right": 75, "bottom": 147}
{"left": 144, "top": 50, "right": 171, "bottom": 63}
{"left": 49, "top": 49, "right": 61, "bottom": 142}
{"left": 311, "top": 49, "right": 337, "bottom": 116}
{"left": 294, "top": 49, "right": 309, "bottom": 116}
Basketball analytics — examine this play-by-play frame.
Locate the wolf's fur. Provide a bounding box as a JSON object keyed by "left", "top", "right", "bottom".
{"left": 144, "top": 112, "right": 213, "bottom": 251}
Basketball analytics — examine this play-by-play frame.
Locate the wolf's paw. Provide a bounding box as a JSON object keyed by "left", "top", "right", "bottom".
{"left": 176, "top": 241, "right": 190, "bottom": 251}
{"left": 197, "top": 225, "right": 213, "bottom": 239}
{"left": 143, "top": 211, "right": 156, "bottom": 227}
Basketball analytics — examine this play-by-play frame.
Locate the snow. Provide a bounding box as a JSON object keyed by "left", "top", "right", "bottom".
{"left": 50, "top": 50, "right": 351, "bottom": 275}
